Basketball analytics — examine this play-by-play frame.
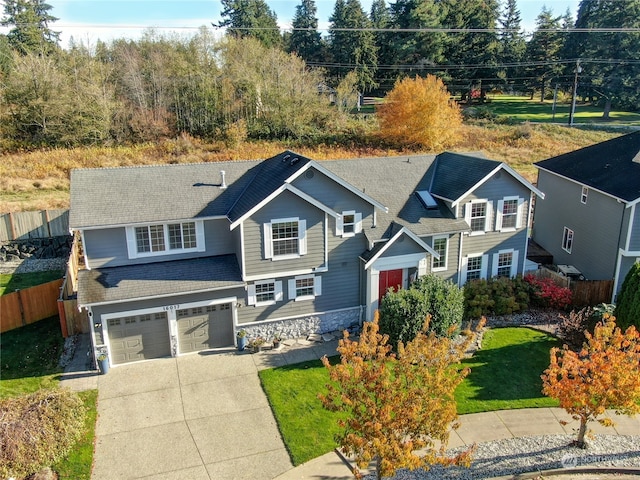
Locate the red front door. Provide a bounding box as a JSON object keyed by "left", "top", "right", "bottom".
{"left": 378, "top": 269, "right": 403, "bottom": 303}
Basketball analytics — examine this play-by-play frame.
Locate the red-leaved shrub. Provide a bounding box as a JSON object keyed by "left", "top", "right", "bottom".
{"left": 524, "top": 274, "right": 572, "bottom": 310}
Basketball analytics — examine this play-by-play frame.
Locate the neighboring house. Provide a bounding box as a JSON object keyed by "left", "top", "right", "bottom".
{"left": 69, "top": 151, "right": 542, "bottom": 366}
{"left": 532, "top": 130, "right": 640, "bottom": 300}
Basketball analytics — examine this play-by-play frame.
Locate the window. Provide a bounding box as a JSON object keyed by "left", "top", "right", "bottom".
{"left": 264, "top": 218, "right": 307, "bottom": 260}
{"left": 247, "top": 279, "right": 283, "bottom": 306}
{"left": 466, "top": 255, "right": 483, "bottom": 281}
{"left": 432, "top": 236, "right": 448, "bottom": 271}
{"left": 337, "top": 211, "right": 362, "bottom": 237}
{"left": 581, "top": 186, "right": 588, "bottom": 204}
{"left": 562, "top": 227, "right": 574, "bottom": 253}
{"left": 127, "top": 221, "right": 204, "bottom": 258}
{"left": 288, "top": 275, "right": 322, "bottom": 301}
{"left": 497, "top": 252, "right": 513, "bottom": 277}
{"left": 464, "top": 200, "right": 493, "bottom": 234}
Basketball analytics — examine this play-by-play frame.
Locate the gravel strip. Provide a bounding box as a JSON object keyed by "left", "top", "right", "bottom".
{"left": 0, "top": 257, "right": 68, "bottom": 274}
{"left": 363, "top": 435, "right": 640, "bottom": 479}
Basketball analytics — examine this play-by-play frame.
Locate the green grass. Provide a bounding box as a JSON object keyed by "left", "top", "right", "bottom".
{"left": 483, "top": 95, "right": 640, "bottom": 124}
{"left": 0, "top": 270, "right": 64, "bottom": 296}
{"left": 260, "top": 326, "right": 560, "bottom": 465}
{"left": 0, "top": 316, "right": 98, "bottom": 479}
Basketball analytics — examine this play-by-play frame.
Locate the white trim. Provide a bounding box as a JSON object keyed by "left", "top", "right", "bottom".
{"left": 263, "top": 217, "right": 307, "bottom": 261}
{"left": 126, "top": 221, "right": 205, "bottom": 259}
{"left": 491, "top": 248, "right": 518, "bottom": 278}
{"left": 81, "top": 230, "right": 91, "bottom": 270}
{"left": 247, "top": 279, "right": 283, "bottom": 306}
{"left": 363, "top": 227, "right": 438, "bottom": 270}
{"left": 536, "top": 165, "right": 633, "bottom": 206}
{"left": 239, "top": 223, "right": 247, "bottom": 278}
{"left": 451, "top": 164, "right": 544, "bottom": 208}
{"left": 229, "top": 183, "right": 339, "bottom": 230}
{"left": 244, "top": 266, "right": 328, "bottom": 282}
{"left": 288, "top": 274, "right": 322, "bottom": 301}
{"left": 461, "top": 252, "right": 487, "bottom": 284}
{"left": 496, "top": 196, "right": 523, "bottom": 232}
{"left": 337, "top": 210, "right": 362, "bottom": 237}
{"left": 625, "top": 203, "right": 636, "bottom": 251}
{"left": 465, "top": 199, "right": 492, "bottom": 235}
{"left": 581, "top": 186, "right": 589, "bottom": 204}
{"left": 431, "top": 234, "right": 449, "bottom": 271}
{"left": 286, "top": 161, "right": 388, "bottom": 212}
{"left": 562, "top": 226, "right": 574, "bottom": 254}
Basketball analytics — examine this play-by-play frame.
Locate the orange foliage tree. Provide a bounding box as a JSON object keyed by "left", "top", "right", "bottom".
{"left": 319, "top": 313, "right": 480, "bottom": 479}
{"left": 541, "top": 314, "right": 640, "bottom": 448}
{"left": 376, "top": 74, "right": 462, "bottom": 150}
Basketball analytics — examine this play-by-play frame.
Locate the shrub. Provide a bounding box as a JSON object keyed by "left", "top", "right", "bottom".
{"left": 614, "top": 262, "right": 640, "bottom": 330}
{"left": 463, "top": 276, "right": 531, "bottom": 319}
{"left": 378, "top": 274, "right": 464, "bottom": 346}
{"left": 557, "top": 307, "right": 597, "bottom": 350}
{"left": 0, "top": 389, "right": 86, "bottom": 479}
{"left": 524, "top": 273, "right": 572, "bottom": 310}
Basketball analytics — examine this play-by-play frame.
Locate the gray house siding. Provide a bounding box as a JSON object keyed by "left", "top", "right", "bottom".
{"left": 628, "top": 204, "right": 640, "bottom": 252}
{"left": 242, "top": 190, "right": 326, "bottom": 277}
{"left": 534, "top": 170, "right": 625, "bottom": 280}
{"left": 462, "top": 171, "right": 531, "bottom": 202}
{"left": 379, "top": 236, "right": 428, "bottom": 258}
{"left": 422, "top": 232, "right": 461, "bottom": 283}
{"left": 84, "top": 218, "right": 236, "bottom": 269}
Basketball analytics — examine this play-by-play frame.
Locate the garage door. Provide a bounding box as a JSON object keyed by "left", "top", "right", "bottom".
{"left": 107, "top": 312, "right": 171, "bottom": 364}
{"left": 177, "top": 303, "right": 234, "bottom": 354}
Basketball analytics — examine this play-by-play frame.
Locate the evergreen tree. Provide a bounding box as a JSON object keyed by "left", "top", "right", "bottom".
{"left": 217, "top": 0, "right": 282, "bottom": 48}
{"left": 329, "top": 0, "right": 378, "bottom": 91}
{"left": 369, "top": 0, "right": 393, "bottom": 86}
{"left": 497, "top": 0, "right": 526, "bottom": 89}
{"left": 524, "top": 6, "right": 565, "bottom": 101}
{"left": 288, "top": 0, "right": 325, "bottom": 64}
{"left": 1, "top": 0, "right": 59, "bottom": 55}
{"left": 615, "top": 262, "right": 640, "bottom": 330}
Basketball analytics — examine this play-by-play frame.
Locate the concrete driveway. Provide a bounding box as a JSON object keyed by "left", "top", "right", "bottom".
{"left": 92, "top": 350, "right": 292, "bottom": 480}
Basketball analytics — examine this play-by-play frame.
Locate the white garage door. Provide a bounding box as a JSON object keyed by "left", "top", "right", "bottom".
{"left": 177, "top": 303, "right": 234, "bottom": 354}
{"left": 107, "top": 312, "right": 171, "bottom": 364}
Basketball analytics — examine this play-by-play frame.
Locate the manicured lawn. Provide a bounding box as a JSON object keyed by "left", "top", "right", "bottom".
{"left": 0, "top": 316, "right": 97, "bottom": 479}
{"left": 0, "top": 270, "right": 64, "bottom": 295}
{"left": 259, "top": 326, "right": 559, "bottom": 466}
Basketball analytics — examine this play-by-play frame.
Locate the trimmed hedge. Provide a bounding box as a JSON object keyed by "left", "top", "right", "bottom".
{"left": 0, "top": 389, "right": 86, "bottom": 479}
{"left": 615, "top": 262, "right": 640, "bottom": 330}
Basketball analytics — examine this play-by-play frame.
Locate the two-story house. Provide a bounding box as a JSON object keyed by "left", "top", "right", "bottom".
{"left": 70, "top": 151, "right": 542, "bottom": 366}
{"left": 532, "top": 130, "right": 640, "bottom": 300}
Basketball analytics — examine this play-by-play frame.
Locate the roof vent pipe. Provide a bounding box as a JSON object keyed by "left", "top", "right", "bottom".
{"left": 220, "top": 170, "right": 227, "bottom": 189}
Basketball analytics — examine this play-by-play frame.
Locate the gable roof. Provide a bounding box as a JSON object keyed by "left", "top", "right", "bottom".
{"left": 534, "top": 130, "right": 640, "bottom": 203}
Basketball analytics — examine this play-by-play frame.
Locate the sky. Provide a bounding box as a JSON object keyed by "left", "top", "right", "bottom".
{"left": 2, "top": 0, "right": 581, "bottom": 47}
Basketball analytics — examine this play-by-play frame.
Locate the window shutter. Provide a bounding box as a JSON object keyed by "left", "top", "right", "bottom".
{"left": 480, "top": 254, "right": 489, "bottom": 279}
{"left": 195, "top": 221, "right": 206, "bottom": 252}
{"left": 511, "top": 250, "right": 519, "bottom": 277}
{"left": 418, "top": 256, "right": 427, "bottom": 276}
{"left": 263, "top": 223, "right": 272, "bottom": 259}
{"left": 314, "top": 276, "right": 322, "bottom": 296}
{"left": 247, "top": 284, "right": 256, "bottom": 306}
{"left": 464, "top": 202, "right": 471, "bottom": 225}
{"left": 516, "top": 198, "right": 525, "bottom": 229}
{"left": 288, "top": 279, "right": 296, "bottom": 300}
{"left": 125, "top": 227, "right": 137, "bottom": 259}
{"left": 485, "top": 201, "right": 494, "bottom": 232}
{"left": 354, "top": 213, "right": 362, "bottom": 234}
{"left": 274, "top": 281, "right": 283, "bottom": 301}
{"left": 298, "top": 220, "right": 307, "bottom": 255}
{"left": 461, "top": 256, "right": 469, "bottom": 284}
{"left": 495, "top": 199, "right": 504, "bottom": 231}
{"left": 336, "top": 215, "right": 343, "bottom": 236}
{"left": 491, "top": 253, "right": 499, "bottom": 277}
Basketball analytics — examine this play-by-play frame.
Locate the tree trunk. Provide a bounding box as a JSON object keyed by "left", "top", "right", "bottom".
{"left": 575, "top": 418, "right": 588, "bottom": 448}
{"left": 376, "top": 456, "right": 382, "bottom": 480}
{"left": 602, "top": 98, "right": 611, "bottom": 120}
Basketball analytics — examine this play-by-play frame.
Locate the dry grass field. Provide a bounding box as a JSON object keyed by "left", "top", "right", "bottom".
{"left": 0, "top": 123, "right": 622, "bottom": 212}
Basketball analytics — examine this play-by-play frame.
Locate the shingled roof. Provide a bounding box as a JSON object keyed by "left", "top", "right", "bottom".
{"left": 535, "top": 130, "right": 640, "bottom": 203}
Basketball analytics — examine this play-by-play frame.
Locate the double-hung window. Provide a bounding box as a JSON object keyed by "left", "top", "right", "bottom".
{"left": 431, "top": 235, "right": 448, "bottom": 271}
{"left": 562, "top": 227, "right": 574, "bottom": 253}
{"left": 465, "top": 200, "right": 493, "bottom": 234}
{"left": 288, "top": 274, "right": 322, "bottom": 301}
{"left": 127, "top": 221, "right": 204, "bottom": 258}
{"left": 581, "top": 187, "right": 588, "bottom": 204}
{"left": 462, "top": 253, "right": 488, "bottom": 284}
{"left": 496, "top": 196, "right": 524, "bottom": 231}
{"left": 264, "top": 217, "right": 307, "bottom": 260}
{"left": 492, "top": 249, "right": 519, "bottom": 278}
{"left": 337, "top": 211, "right": 362, "bottom": 237}
{"left": 247, "top": 279, "right": 283, "bottom": 306}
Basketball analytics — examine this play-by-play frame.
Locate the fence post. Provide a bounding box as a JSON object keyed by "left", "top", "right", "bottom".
{"left": 15, "top": 289, "right": 25, "bottom": 326}
{"left": 44, "top": 210, "right": 52, "bottom": 238}
{"left": 57, "top": 298, "right": 69, "bottom": 338}
{"left": 8, "top": 212, "right": 17, "bottom": 241}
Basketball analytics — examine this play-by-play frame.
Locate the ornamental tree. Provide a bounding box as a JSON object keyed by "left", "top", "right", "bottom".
{"left": 541, "top": 315, "right": 640, "bottom": 448}
{"left": 319, "top": 312, "right": 479, "bottom": 479}
{"left": 376, "top": 74, "right": 462, "bottom": 150}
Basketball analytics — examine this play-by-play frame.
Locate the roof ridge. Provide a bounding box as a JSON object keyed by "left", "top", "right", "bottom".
{"left": 71, "top": 158, "right": 263, "bottom": 173}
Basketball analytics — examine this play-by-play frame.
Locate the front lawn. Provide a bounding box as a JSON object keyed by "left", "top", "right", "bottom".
{"left": 259, "top": 326, "right": 560, "bottom": 466}
{"left": 0, "top": 317, "right": 97, "bottom": 479}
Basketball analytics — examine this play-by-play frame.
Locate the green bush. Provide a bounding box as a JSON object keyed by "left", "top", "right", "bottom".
{"left": 464, "top": 276, "right": 531, "bottom": 319}
{"left": 378, "top": 274, "right": 464, "bottom": 346}
{"left": 0, "top": 389, "right": 86, "bottom": 479}
{"left": 614, "top": 262, "right": 640, "bottom": 330}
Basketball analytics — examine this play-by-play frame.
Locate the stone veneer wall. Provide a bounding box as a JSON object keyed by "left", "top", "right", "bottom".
{"left": 238, "top": 307, "right": 362, "bottom": 342}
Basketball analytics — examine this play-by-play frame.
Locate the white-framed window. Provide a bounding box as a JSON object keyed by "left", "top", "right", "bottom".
{"left": 288, "top": 274, "right": 322, "bottom": 301}
{"left": 247, "top": 279, "right": 283, "bottom": 306}
{"left": 496, "top": 196, "right": 524, "bottom": 231}
{"left": 492, "top": 249, "right": 519, "bottom": 278}
{"left": 562, "top": 227, "right": 574, "bottom": 253}
{"left": 263, "top": 217, "right": 307, "bottom": 260}
{"left": 337, "top": 210, "right": 362, "bottom": 237}
{"left": 431, "top": 235, "right": 448, "bottom": 271}
{"left": 464, "top": 200, "right": 493, "bottom": 234}
{"left": 462, "top": 253, "right": 488, "bottom": 284}
{"left": 581, "top": 186, "right": 588, "bottom": 204}
{"left": 126, "top": 221, "right": 204, "bottom": 258}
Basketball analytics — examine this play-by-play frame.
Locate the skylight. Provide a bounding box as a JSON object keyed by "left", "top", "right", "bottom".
{"left": 416, "top": 190, "right": 438, "bottom": 209}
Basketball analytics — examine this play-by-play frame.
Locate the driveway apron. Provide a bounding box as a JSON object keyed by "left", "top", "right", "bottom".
{"left": 92, "top": 351, "right": 292, "bottom": 480}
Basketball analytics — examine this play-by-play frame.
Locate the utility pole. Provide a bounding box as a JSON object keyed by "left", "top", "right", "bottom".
{"left": 552, "top": 83, "right": 558, "bottom": 121}
{"left": 569, "top": 60, "right": 581, "bottom": 126}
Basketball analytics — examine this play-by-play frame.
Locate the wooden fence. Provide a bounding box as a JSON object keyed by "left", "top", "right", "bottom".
{"left": 1, "top": 279, "right": 64, "bottom": 333}
{"left": 0, "top": 210, "right": 69, "bottom": 241}
{"left": 58, "top": 232, "right": 88, "bottom": 337}
{"left": 530, "top": 267, "right": 614, "bottom": 307}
